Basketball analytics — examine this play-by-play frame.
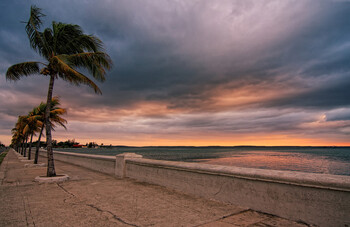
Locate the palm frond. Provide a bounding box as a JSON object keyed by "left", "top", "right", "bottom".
{"left": 53, "top": 22, "right": 84, "bottom": 54}
{"left": 50, "top": 108, "right": 66, "bottom": 115}
{"left": 50, "top": 96, "right": 61, "bottom": 107}
{"left": 41, "top": 28, "right": 54, "bottom": 58}
{"left": 52, "top": 22, "right": 104, "bottom": 54}
{"left": 26, "top": 5, "right": 44, "bottom": 32}
{"left": 6, "top": 62, "right": 41, "bottom": 80}
{"left": 26, "top": 5, "right": 49, "bottom": 58}
{"left": 68, "top": 34, "right": 104, "bottom": 53}
{"left": 23, "top": 124, "right": 30, "bottom": 135}
{"left": 52, "top": 116, "right": 67, "bottom": 129}
{"left": 51, "top": 56, "right": 102, "bottom": 94}
{"left": 36, "top": 121, "right": 44, "bottom": 128}
{"left": 59, "top": 52, "right": 112, "bottom": 82}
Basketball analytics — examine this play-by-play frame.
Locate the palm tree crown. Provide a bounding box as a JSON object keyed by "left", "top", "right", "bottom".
{"left": 34, "top": 97, "right": 67, "bottom": 130}
{"left": 6, "top": 6, "right": 112, "bottom": 93}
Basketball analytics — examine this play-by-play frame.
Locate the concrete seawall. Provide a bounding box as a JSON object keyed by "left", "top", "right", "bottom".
{"left": 33, "top": 149, "right": 350, "bottom": 227}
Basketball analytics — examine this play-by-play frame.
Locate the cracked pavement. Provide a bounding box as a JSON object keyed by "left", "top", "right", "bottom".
{"left": 0, "top": 149, "right": 311, "bottom": 227}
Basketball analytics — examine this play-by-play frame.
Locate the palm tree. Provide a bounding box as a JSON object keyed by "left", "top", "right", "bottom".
{"left": 11, "top": 127, "right": 22, "bottom": 153}
{"left": 24, "top": 109, "right": 43, "bottom": 160}
{"left": 14, "top": 116, "right": 28, "bottom": 156}
{"left": 33, "top": 97, "right": 67, "bottom": 164}
{"left": 6, "top": 6, "right": 112, "bottom": 176}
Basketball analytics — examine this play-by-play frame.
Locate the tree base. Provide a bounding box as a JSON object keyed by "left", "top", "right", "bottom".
{"left": 34, "top": 174, "right": 69, "bottom": 183}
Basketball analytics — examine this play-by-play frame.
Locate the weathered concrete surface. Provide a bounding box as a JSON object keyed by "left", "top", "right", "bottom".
{"left": 0, "top": 149, "right": 310, "bottom": 227}
{"left": 124, "top": 157, "right": 350, "bottom": 227}
{"left": 28, "top": 149, "right": 350, "bottom": 226}
{"left": 49, "top": 150, "right": 116, "bottom": 175}
{"left": 116, "top": 153, "right": 143, "bottom": 177}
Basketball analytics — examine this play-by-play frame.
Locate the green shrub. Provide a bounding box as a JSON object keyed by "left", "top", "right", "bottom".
{"left": 0, "top": 150, "right": 8, "bottom": 165}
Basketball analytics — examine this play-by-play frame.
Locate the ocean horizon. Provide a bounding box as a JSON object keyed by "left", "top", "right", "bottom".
{"left": 54, "top": 146, "right": 350, "bottom": 176}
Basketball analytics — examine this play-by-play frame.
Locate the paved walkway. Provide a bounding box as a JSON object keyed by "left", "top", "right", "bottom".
{"left": 0, "top": 149, "right": 311, "bottom": 227}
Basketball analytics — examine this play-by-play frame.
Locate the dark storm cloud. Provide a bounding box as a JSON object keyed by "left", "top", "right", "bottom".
{"left": 265, "top": 76, "right": 350, "bottom": 109}
{"left": 1, "top": 0, "right": 350, "bottom": 145}
{"left": 96, "top": 0, "right": 350, "bottom": 111}
{"left": 2, "top": 0, "right": 350, "bottom": 111}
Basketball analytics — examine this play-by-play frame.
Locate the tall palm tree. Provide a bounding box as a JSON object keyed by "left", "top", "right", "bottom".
{"left": 6, "top": 6, "right": 112, "bottom": 176}
{"left": 33, "top": 97, "right": 67, "bottom": 164}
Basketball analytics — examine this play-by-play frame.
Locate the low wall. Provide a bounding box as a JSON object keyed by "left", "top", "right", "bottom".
{"left": 30, "top": 149, "right": 350, "bottom": 226}
{"left": 35, "top": 149, "right": 115, "bottom": 175}
{"left": 124, "top": 158, "right": 350, "bottom": 227}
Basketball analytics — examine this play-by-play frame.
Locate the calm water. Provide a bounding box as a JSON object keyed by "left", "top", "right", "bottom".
{"left": 54, "top": 146, "right": 350, "bottom": 176}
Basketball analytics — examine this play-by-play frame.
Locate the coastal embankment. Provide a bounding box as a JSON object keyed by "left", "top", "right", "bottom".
{"left": 33, "top": 148, "right": 350, "bottom": 227}
{"left": 2, "top": 148, "right": 310, "bottom": 227}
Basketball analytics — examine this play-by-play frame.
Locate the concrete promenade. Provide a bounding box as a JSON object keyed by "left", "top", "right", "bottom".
{"left": 0, "top": 149, "right": 311, "bottom": 227}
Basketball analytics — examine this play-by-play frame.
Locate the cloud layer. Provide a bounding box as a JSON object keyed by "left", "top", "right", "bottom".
{"left": 1, "top": 0, "right": 349, "bottom": 146}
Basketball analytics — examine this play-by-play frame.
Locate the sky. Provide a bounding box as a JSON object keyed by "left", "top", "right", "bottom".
{"left": 0, "top": 0, "right": 350, "bottom": 146}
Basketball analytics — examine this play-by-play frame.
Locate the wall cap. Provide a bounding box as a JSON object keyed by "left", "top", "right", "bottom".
{"left": 53, "top": 150, "right": 115, "bottom": 161}
{"left": 126, "top": 158, "right": 350, "bottom": 191}
{"left": 116, "top": 153, "right": 143, "bottom": 159}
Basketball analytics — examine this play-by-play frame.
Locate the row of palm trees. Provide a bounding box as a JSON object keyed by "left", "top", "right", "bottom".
{"left": 11, "top": 97, "right": 67, "bottom": 164}
{"left": 6, "top": 5, "right": 112, "bottom": 176}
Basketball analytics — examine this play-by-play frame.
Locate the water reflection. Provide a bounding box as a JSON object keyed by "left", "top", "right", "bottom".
{"left": 197, "top": 151, "right": 350, "bottom": 175}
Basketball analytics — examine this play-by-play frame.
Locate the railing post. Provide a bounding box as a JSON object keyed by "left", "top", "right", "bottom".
{"left": 115, "top": 153, "right": 143, "bottom": 178}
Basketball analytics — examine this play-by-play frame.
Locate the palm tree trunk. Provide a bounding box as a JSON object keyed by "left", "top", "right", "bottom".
{"left": 34, "top": 125, "right": 44, "bottom": 164}
{"left": 28, "top": 133, "right": 34, "bottom": 160}
{"left": 46, "top": 74, "right": 56, "bottom": 177}
{"left": 23, "top": 136, "right": 28, "bottom": 157}
{"left": 21, "top": 138, "right": 24, "bottom": 155}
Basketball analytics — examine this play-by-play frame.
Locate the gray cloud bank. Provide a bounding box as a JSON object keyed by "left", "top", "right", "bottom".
{"left": 1, "top": 0, "right": 350, "bottom": 144}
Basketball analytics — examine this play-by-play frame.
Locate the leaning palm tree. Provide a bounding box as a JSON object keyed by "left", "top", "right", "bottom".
{"left": 11, "top": 134, "right": 20, "bottom": 152}
{"left": 14, "top": 116, "right": 28, "bottom": 156}
{"left": 24, "top": 109, "right": 43, "bottom": 160}
{"left": 6, "top": 6, "right": 112, "bottom": 176}
{"left": 11, "top": 127, "right": 22, "bottom": 153}
{"left": 33, "top": 97, "right": 67, "bottom": 164}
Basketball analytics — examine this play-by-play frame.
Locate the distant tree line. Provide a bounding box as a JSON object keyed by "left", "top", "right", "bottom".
{"left": 51, "top": 139, "right": 100, "bottom": 148}
{"left": 51, "top": 139, "right": 78, "bottom": 148}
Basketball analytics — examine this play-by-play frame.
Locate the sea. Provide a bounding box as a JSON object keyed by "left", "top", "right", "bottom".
{"left": 54, "top": 146, "right": 350, "bottom": 176}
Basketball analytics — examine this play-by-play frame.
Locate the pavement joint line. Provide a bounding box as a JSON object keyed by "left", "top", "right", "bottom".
{"left": 56, "top": 183, "right": 76, "bottom": 197}
{"left": 85, "top": 203, "right": 139, "bottom": 227}
{"left": 56, "top": 182, "right": 139, "bottom": 227}
{"left": 24, "top": 193, "right": 36, "bottom": 227}
{"left": 56, "top": 183, "right": 78, "bottom": 204}
{"left": 221, "top": 209, "right": 252, "bottom": 219}
{"left": 20, "top": 187, "right": 31, "bottom": 227}
{"left": 193, "top": 209, "right": 250, "bottom": 227}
